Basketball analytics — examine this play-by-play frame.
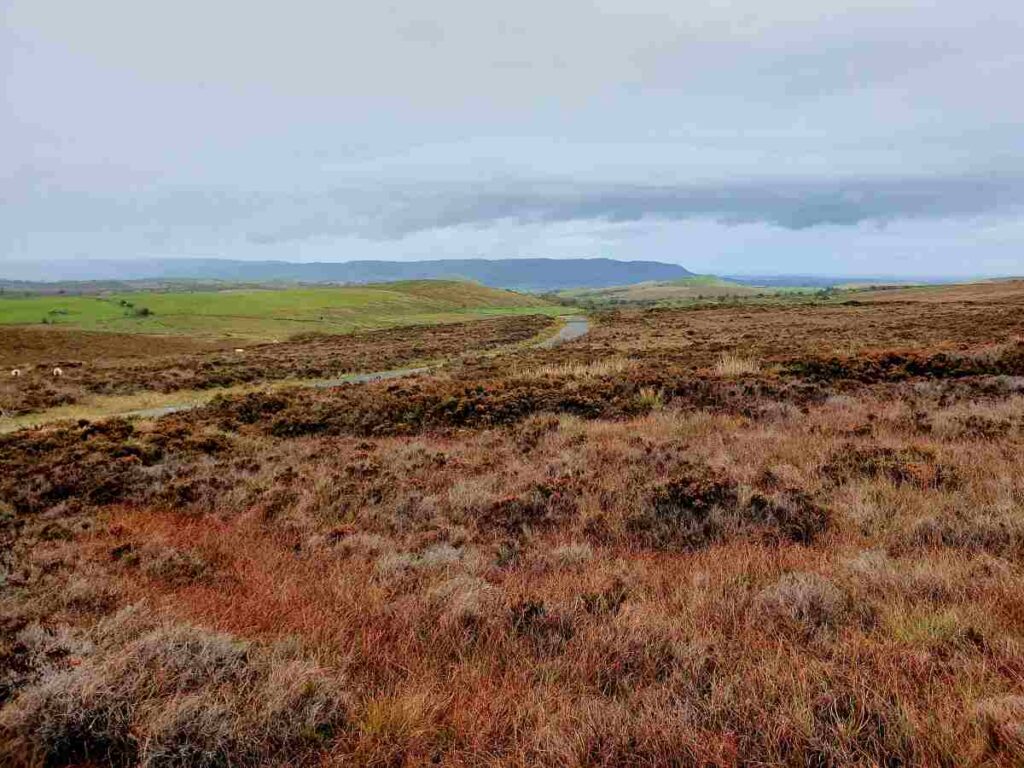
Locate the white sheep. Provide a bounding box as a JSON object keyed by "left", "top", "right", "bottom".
{"left": 52, "top": 367, "right": 63, "bottom": 377}
{"left": 234, "top": 348, "right": 245, "bottom": 354}
{"left": 10, "top": 369, "right": 21, "bottom": 378}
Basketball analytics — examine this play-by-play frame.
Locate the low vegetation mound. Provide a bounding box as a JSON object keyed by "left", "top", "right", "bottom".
{"left": 0, "top": 612, "right": 348, "bottom": 767}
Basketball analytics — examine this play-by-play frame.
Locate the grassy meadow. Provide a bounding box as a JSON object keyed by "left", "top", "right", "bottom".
{"left": 0, "top": 280, "right": 562, "bottom": 340}
{"left": 561, "top": 275, "right": 821, "bottom": 306}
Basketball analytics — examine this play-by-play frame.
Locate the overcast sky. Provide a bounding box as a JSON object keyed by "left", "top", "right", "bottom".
{"left": 3, "top": 1, "right": 1023, "bottom": 277}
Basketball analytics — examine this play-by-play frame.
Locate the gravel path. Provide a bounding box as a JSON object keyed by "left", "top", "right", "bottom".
{"left": 121, "top": 316, "right": 590, "bottom": 421}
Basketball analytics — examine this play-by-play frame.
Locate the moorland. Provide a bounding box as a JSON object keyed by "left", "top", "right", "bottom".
{"left": 0, "top": 282, "right": 562, "bottom": 429}
{"left": 2, "top": 280, "right": 1024, "bottom": 766}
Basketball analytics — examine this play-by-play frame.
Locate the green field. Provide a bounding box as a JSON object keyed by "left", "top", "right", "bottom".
{"left": 0, "top": 280, "right": 566, "bottom": 340}
{"left": 559, "top": 275, "right": 803, "bottom": 304}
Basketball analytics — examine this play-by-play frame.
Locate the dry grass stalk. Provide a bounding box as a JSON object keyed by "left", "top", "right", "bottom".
{"left": 713, "top": 352, "right": 761, "bottom": 377}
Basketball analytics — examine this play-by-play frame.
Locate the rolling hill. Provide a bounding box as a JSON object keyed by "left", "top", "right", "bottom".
{"left": 0, "top": 257, "right": 693, "bottom": 292}
{"left": 0, "top": 280, "right": 561, "bottom": 340}
{"left": 562, "top": 275, "right": 772, "bottom": 303}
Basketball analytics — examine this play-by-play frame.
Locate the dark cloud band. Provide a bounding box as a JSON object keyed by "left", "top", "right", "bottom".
{"left": 245, "top": 174, "right": 1024, "bottom": 244}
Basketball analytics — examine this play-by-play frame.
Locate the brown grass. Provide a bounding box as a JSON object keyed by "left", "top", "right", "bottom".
{"left": 3, "top": 282, "right": 1024, "bottom": 766}
{"left": 0, "top": 609, "right": 347, "bottom": 767}
{"left": 0, "top": 327, "right": 226, "bottom": 368}
{"left": 712, "top": 352, "right": 761, "bottom": 377}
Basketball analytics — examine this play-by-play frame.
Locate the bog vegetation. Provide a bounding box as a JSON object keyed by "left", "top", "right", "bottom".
{"left": 2, "top": 280, "right": 1024, "bottom": 766}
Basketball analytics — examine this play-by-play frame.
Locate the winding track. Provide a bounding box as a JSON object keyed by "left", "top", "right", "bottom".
{"left": 537, "top": 316, "right": 590, "bottom": 348}
{"left": 0, "top": 315, "right": 589, "bottom": 428}
{"left": 116, "top": 315, "right": 590, "bottom": 421}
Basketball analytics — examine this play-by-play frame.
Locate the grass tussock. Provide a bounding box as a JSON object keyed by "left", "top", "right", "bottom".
{"left": 754, "top": 572, "right": 853, "bottom": 636}
{"left": 0, "top": 610, "right": 348, "bottom": 768}
{"left": 713, "top": 352, "right": 761, "bottom": 377}
{"left": 976, "top": 696, "right": 1024, "bottom": 762}
{"left": 516, "top": 357, "right": 633, "bottom": 381}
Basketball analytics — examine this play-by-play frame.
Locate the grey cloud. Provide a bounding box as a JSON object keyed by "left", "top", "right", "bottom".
{"left": 244, "top": 175, "right": 1024, "bottom": 244}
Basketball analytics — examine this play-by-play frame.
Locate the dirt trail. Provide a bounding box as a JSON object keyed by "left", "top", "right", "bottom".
{"left": 537, "top": 316, "right": 589, "bottom": 348}
{"left": 10, "top": 316, "right": 590, "bottom": 427}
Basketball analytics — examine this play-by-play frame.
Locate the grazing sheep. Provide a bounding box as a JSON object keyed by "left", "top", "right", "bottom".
{"left": 234, "top": 348, "right": 245, "bottom": 354}
{"left": 10, "top": 369, "right": 21, "bottom": 377}
{"left": 52, "top": 367, "right": 63, "bottom": 377}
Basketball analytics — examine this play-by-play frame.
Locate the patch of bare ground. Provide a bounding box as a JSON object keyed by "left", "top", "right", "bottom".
{"left": 3, "top": 282, "right": 1024, "bottom": 766}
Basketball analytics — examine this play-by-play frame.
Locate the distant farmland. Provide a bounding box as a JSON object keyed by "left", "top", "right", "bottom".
{"left": 0, "top": 280, "right": 563, "bottom": 340}
{"left": 560, "top": 275, "right": 811, "bottom": 305}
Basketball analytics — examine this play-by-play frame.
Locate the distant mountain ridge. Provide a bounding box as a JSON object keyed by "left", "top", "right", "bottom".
{"left": 0, "top": 258, "right": 692, "bottom": 291}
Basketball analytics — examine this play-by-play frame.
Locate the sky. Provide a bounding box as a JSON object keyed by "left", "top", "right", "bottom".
{"left": 2, "top": 1, "right": 1023, "bottom": 278}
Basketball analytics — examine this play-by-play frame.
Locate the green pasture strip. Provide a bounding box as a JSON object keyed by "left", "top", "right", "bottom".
{"left": 0, "top": 282, "right": 565, "bottom": 340}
